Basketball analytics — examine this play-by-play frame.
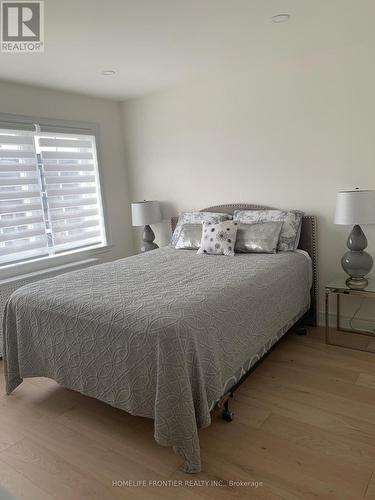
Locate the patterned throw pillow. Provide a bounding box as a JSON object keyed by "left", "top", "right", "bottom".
{"left": 197, "top": 220, "right": 239, "bottom": 256}
{"left": 171, "top": 211, "right": 232, "bottom": 248}
{"left": 233, "top": 210, "right": 303, "bottom": 252}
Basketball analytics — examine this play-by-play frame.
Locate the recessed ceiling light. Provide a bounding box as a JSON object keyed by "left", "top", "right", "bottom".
{"left": 101, "top": 70, "right": 116, "bottom": 76}
{"left": 271, "top": 14, "right": 291, "bottom": 23}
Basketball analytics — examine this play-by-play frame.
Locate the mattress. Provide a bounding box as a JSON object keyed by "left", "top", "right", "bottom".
{"left": 3, "top": 247, "right": 311, "bottom": 473}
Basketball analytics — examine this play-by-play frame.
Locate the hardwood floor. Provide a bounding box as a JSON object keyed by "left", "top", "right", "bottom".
{"left": 1, "top": 327, "right": 375, "bottom": 500}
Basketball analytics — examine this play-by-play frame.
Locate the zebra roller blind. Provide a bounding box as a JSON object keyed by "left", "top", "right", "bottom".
{"left": 0, "top": 125, "right": 107, "bottom": 266}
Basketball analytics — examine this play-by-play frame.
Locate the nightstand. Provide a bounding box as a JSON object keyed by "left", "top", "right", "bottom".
{"left": 325, "top": 279, "right": 375, "bottom": 353}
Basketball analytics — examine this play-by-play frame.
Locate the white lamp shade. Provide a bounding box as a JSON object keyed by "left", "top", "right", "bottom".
{"left": 334, "top": 190, "right": 375, "bottom": 225}
{"left": 131, "top": 201, "right": 162, "bottom": 226}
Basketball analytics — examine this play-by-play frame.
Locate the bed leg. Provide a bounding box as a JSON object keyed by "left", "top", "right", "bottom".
{"left": 295, "top": 326, "right": 307, "bottom": 336}
{"left": 293, "top": 318, "right": 308, "bottom": 336}
{"left": 222, "top": 393, "right": 234, "bottom": 422}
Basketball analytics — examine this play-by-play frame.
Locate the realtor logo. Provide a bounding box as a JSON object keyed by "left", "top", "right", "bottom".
{"left": 1, "top": 0, "right": 44, "bottom": 52}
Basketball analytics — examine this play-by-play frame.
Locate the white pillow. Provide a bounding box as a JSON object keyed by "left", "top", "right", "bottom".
{"left": 197, "top": 220, "right": 239, "bottom": 256}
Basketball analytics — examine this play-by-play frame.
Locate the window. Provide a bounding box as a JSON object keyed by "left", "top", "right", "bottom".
{"left": 0, "top": 120, "right": 107, "bottom": 267}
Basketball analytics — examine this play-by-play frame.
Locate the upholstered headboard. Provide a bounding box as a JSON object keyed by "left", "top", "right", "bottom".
{"left": 171, "top": 204, "right": 317, "bottom": 326}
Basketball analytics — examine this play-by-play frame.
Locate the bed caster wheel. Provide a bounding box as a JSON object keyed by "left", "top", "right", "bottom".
{"left": 222, "top": 409, "right": 233, "bottom": 422}
{"left": 296, "top": 327, "right": 307, "bottom": 336}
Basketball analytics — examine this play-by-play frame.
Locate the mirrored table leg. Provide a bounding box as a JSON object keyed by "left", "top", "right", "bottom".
{"left": 325, "top": 290, "right": 330, "bottom": 345}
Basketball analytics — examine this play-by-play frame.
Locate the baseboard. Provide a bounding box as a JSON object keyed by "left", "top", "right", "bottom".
{"left": 317, "top": 312, "right": 375, "bottom": 333}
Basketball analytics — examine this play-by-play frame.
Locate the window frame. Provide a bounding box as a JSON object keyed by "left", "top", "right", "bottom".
{"left": 0, "top": 113, "right": 112, "bottom": 275}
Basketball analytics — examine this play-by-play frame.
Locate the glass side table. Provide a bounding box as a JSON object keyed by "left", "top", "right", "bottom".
{"left": 325, "top": 279, "right": 375, "bottom": 353}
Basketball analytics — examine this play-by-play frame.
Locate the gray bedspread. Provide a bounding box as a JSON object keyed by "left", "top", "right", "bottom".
{"left": 3, "top": 247, "right": 311, "bottom": 473}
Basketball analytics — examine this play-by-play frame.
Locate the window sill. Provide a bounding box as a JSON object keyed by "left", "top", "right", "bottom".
{"left": 0, "top": 243, "right": 114, "bottom": 283}
{"left": 0, "top": 258, "right": 99, "bottom": 286}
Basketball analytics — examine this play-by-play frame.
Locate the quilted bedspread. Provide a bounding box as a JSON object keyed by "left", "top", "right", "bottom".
{"left": 3, "top": 247, "right": 311, "bottom": 472}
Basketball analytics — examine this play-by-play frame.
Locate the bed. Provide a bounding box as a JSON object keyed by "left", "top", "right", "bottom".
{"left": 3, "top": 203, "right": 317, "bottom": 473}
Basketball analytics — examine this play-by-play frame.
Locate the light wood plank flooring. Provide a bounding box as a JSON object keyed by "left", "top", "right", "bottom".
{"left": 0, "top": 327, "right": 375, "bottom": 500}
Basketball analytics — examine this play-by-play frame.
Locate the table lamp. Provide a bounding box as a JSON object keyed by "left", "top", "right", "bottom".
{"left": 131, "top": 201, "right": 162, "bottom": 252}
{"left": 334, "top": 189, "right": 375, "bottom": 289}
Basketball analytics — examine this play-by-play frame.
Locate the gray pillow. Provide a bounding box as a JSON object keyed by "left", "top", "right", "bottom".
{"left": 175, "top": 224, "right": 202, "bottom": 250}
{"left": 233, "top": 209, "right": 303, "bottom": 251}
{"left": 171, "top": 211, "right": 232, "bottom": 247}
{"left": 235, "top": 222, "right": 283, "bottom": 253}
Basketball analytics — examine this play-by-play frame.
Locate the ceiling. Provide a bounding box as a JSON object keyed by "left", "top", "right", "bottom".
{"left": 0, "top": 0, "right": 374, "bottom": 100}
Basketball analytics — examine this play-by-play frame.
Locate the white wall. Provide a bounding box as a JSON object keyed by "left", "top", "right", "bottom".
{"left": 0, "top": 80, "right": 133, "bottom": 279}
{"left": 122, "top": 42, "right": 375, "bottom": 326}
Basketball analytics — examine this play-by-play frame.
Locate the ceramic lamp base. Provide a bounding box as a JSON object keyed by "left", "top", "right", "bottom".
{"left": 341, "top": 225, "right": 373, "bottom": 290}
{"left": 345, "top": 276, "right": 369, "bottom": 290}
{"left": 140, "top": 225, "right": 159, "bottom": 252}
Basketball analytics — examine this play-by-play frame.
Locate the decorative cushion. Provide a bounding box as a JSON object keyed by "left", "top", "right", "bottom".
{"left": 197, "top": 220, "right": 239, "bottom": 256}
{"left": 233, "top": 210, "right": 303, "bottom": 251}
{"left": 235, "top": 222, "right": 283, "bottom": 253}
{"left": 175, "top": 224, "right": 202, "bottom": 250}
{"left": 171, "top": 211, "right": 232, "bottom": 247}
